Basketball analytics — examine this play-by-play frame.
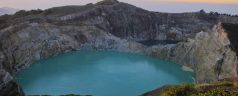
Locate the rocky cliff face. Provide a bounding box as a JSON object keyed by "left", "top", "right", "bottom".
{"left": 0, "top": 0, "right": 238, "bottom": 95}
{"left": 145, "top": 23, "right": 238, "bottom": 83}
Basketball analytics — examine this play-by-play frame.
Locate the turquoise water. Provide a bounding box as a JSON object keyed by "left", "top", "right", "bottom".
{"left": 16, "top": 51, "right": 194, "bottom": 96}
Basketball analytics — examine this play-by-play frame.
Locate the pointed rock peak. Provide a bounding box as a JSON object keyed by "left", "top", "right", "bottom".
{"left": 96, "top": 0, "right": 120, "bottom": 5}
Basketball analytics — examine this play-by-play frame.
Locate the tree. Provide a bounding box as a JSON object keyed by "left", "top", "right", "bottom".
{"left": 199, "top": 9, "right": 206, "bottom": 14}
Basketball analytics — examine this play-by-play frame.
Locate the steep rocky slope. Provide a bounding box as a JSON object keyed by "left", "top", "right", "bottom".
{"left": 145, "top": 23, "right": 238, "bottom": 83}
{"left": 0, "top": 0, "right": 238, "bottom": 95}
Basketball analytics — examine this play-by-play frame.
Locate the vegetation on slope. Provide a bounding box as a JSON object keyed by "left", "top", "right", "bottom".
{"left": 143, "top": 80, "right": 238, "bottom": 96}
{"left": 222, "top": 23, "right": 238, "bottom": 57}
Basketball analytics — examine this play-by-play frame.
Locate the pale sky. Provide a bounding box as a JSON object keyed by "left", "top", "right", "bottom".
{"left": 0, "top": 0, "right": 238, "bottom": 14}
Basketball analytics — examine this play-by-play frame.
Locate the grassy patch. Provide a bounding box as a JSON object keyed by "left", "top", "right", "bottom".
{"left": 144, "top": 81, "right": 238, "bottom": 96}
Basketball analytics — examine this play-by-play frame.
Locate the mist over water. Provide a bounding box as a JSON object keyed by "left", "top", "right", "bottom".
{"left": 16, "top": 51, "right": 193, "bottom": 96}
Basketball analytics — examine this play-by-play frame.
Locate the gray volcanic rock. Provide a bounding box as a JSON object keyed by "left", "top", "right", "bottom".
{"left": 0, "top": 22, "right": 144, "bottom": 73}
{"left": 0, "top": 0, "right": 238, "bottom": 95}
{"left": 145, "top": 23, "right": 238, "bottom": 83}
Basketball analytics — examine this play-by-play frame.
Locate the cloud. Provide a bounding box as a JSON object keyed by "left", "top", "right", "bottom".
{"left": 0, "top": 0, "right": 237, "bottom": 15}
{"left": 158, "top": 0, "right": 238, "bottom": 4}
{"left": 180, "top": 0, "right": 238, "bottom": 4}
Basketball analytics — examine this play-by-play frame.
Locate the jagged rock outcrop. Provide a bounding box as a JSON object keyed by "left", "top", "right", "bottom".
{"left": 145, "top": 23, "right": 238, "bottom": 83}
{"left": 0, "top": 0, "right": 238, "bottom": 95}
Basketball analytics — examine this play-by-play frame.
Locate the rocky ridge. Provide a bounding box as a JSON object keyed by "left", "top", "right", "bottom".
{"left": 0, "top": 0, "right": 238, "bottom": 95}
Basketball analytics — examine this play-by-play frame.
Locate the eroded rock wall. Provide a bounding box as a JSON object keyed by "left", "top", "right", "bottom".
{"left": 145, "top": 23, "right": 238, "bottom": 83}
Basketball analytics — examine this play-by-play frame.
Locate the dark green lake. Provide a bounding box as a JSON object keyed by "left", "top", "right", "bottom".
{"left": 16, "top": 51, "right": 194, "bottom": 96}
